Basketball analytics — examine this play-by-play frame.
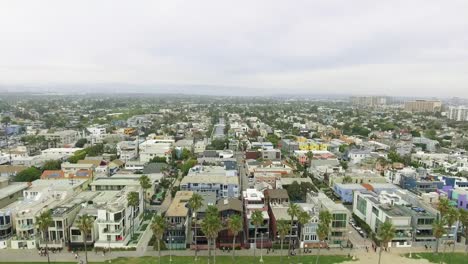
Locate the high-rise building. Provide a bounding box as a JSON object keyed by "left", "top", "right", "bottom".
{"left": 350, "top": 96, "right": 387, "bottom": 107}
{"left": 404, "top": 100, "right": 442, "bottom": 112}
{"left": 448, "top": 106, "right": 468, "bottom": 121}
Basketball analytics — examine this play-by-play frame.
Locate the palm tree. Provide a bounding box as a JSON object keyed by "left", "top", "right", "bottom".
{"left": 318, "top": 210, "right": 332, "bottom": 243}
{"left": 127, "top": 191, "right": 140, "bottom": 236}
{"left": 188, "top": 193, "right": 204, "bottom": 260}
{"left": 458, "top": 209, "right": 468, "bottom": 254}
{"left": 227, "top": 214, "right": 243, "bottom": 262}
{"left": 437, "top": 198, "right": 450, "bottom": 218}
{"left": 77, "top": 214, "right": 94, "bottom": 264}
{"left": 251, "top": 210, "right": 264, "bottom": 259}
{"left": 445, "top": 207, "right": 460, "bottom": 254}
{"left": 297, "top": 211, "right": 311, "bottom": 262}
{"left": 151, "top": 215, "right": 166, "bottom": 264}
{"left": 433, "top": 219, "right": 446, "bottom": 254}
{"left": 287, "top": 203, "right": 300, "bottom": 253}
{"left": 315, "top": 222, "right": 329, "bottom": 264}
{"left": 377, "top": 221, "right": 396, "bottom": 264}
{"left": 202, "top": 206, "right": 222, "bottom": 264}
{"left": 139, "top": 175, "right": 152, "bottom": 215}
{"left": 277, "top": 220, "right": 291, "bottom": 264}
{"left": 35, "top": 210, "right": 52, "bottom": 264}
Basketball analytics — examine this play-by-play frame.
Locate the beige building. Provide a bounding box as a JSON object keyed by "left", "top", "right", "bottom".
{"left": 404, "top": 100, "right": 442, "bottom": 112}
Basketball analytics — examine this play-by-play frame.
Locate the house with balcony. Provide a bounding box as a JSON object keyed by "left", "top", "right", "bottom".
{"left": 165, "top": 191, "right": 193, "bottom": 249}
{"left": 216, "top": 198, "right": 243, "bottom": 248}
{"left": 242, "top": 189, "right": 270, "bottom": 248}
{"left": 296, "top": 203, "right": 320, "bottom": 249}
{"left": 189, "top": 192, "right": 216, "bottom": 250}
{"left": 6, "top": 181, "right": 76, "bottom": 249}
{"left": 307, "top": 192, "right": 349, "bottom": 247}
{"left": 93, "top": 186, "right": 143, "bottom": 248}
{"left": 180, "top": 174, "right": 239, "bottom": 199}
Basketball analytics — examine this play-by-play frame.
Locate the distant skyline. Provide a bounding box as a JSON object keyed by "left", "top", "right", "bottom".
{"left": 1, "top": 0, "right": 468, "bottom": 97}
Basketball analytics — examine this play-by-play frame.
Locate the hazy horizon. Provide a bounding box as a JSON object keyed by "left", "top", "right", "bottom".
{"left": 1, "top": 0, "right": 468, "bottom": 97}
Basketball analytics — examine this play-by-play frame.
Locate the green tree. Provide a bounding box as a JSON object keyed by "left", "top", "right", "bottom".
{"left": 458, "top": 209, "right": 468, "bottom": 254}
{"left": 127, "top": 192, "right": 140, "bottom": 236}
{"left": 287, "top": 203, "right": 300, "bottom": 254}
{"left": 377, "top": 221, "right": 396, "bottom": 264}
{"left": 433, "top": 219, "right": 446, "bottom": 254}
{"left": 437, "top": 198, "right": 450, "bottom": 219}
{"left": 139, "top": 175, "right": 152, "bottom": 215}
{"left": 77, "top": 214, "right": 94, "bottom": 264}
{"left": 151, "top": 215, "right": 167, "bottom": 264}
{"left": 315, "top": 221, "right": 329, "bottom": 264}
{"left": 227, "top": 214, "right": 243, "bottom": 261}
{"left": 75, "top": 138, "right": 87, "bottom": 148}
{"left": 342, "top": 175, "right": 353, "bottom": 184}
{"left": 35, "top": 210, "right": 52, "bottom": 264}
{"left": 201, "top": 206, "right": 222, "bottom": 264}
{"left": 188, "top": 193, "right": 204, "bottom": 261}
{"left": 277, "top": 220, "right": 291, "bottom": 264}
{"left": 445, "top": 207, "right": 460, "bottom": 255}
{"left": 42, "top": 160, "right": 62, "bottom": 171}
{"left": 251, "top": 210, "right": 264, "bottom": 259}
{"left": 14, "top": 167, "right": 41, "bottom": 182}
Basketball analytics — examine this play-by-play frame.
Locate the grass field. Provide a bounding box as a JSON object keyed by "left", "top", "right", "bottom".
{"left": 0, "top": 255, "right": 352, "bottom": 264}
{"left": 405, "top": 252, "right": 467, "bottom": 264}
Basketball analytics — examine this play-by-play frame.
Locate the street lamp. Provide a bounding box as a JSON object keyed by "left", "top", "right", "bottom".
{"left": 167, "top": 235, "right": 174, "bottom": 262}
{"left": 259, "top": 232, "right": 264, "bottom": 263}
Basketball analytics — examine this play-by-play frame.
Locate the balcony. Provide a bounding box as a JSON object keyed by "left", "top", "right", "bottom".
{"left": 0, "top": 223, "right": 12, "bottom": 230}
{"left": 102, "top": 228, "right": 123, "bottom": 235}
{"left": 16, "top": 224, "right": 34, "bottom": 231}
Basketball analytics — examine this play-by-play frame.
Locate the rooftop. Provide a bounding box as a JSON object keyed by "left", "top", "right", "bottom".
{"left": 166, "top": 191, "right": 193, "bottom": 217}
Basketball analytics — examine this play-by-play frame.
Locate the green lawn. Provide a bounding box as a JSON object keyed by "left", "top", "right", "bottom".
{"left": 0, "top": 255, "right": 352, "bottom": 264}
{"left": 405, "top": 252, "right": 467, "bottom": 264}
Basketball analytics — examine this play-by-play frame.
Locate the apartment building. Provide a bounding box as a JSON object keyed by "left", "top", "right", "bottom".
{"left": 94, "top": 187, "right": 143, "bottom": 248}
{"left": 180, "top": 168, "right": 239, "bottom": 199}
{"left": 404, "top": 100, "right": 442, "bottom": 112}
{"left": 448, "top": 106, "right": 468, "bottom": 121}
{"left": 307, "top": 192, "right": 349, "bottom": 246}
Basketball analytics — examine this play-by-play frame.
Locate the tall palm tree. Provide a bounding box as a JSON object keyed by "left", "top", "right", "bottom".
{"left": 445, "top": 207, "right": 460, "bottom": 254}
{"left": 202, "top": 207, "right": 222, "bottom": 264}
{"left": 277, "top": 220, "right": 291, "bottom": 264}
{"left": 315, "top": 222, "right": 329, "bottom": 264}
{"left": 139, "top": 175, "right": 152, "bottom": 215}
{"left": 433, "top": 219, "right": 446, "bottom": 254}
{"left": 151, "top": 215, "right": 166, "bottom": 264}
{"left": 35, "top": 210, "right": 52, "bottom": 264}
{"left": 287, "top": 203, "right": 300, "bottom": 253}
{"left": 458, "top": 209, "right": 468, "bottom": 254}
{"left": 77, "top": 214, "right": 94, "bottom": 264}
{"left": 251, "top": 210, "right": 264, "bottom": 259}
{"left": 377, "top": 221, "right": 396, "bottom": 264}
{"left": 188, "top": 193, "right": 204, "bottom": 260}
{"left": 437, "top": 198, "right": 450, "bottom": 218}
{"left": 297, "top": 211, "right": 311, "bottom": 262}
{"left": 227, "top": 214, "right": 243, "bottom": 262}
{"left": 127, "top": 191, "right": 140, "bottom": 236}
{"left": 318, "top": 210, "right": 332, "bottom": 244}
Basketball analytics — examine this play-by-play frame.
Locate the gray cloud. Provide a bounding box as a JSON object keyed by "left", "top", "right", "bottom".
{"left": 0, "top": 0, "right": 467, "bottom": 97}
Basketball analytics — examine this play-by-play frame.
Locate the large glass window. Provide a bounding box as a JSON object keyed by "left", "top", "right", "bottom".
{"left": 357, "top": 196, "right": 367, "bottom": 215}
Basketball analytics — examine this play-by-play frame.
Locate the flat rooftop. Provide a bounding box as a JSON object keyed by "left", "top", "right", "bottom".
{"left": 180, "top": 175, "right": 238, "bottom": 185}
{"left": 166, "top": 191, "right": 193, "bottom": 217}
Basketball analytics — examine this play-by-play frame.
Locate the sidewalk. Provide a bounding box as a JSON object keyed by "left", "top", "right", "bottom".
{"left": 0, "top": 245, "right": 465, "bottom": 263}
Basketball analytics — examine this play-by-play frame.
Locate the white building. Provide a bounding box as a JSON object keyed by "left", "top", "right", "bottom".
{"left": 448, "top": 106, "right": 468, "bottom": 121}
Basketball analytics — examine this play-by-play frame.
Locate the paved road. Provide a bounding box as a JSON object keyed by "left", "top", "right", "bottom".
{"left": 235, "top": 151, "right": 248, "bottom": 191}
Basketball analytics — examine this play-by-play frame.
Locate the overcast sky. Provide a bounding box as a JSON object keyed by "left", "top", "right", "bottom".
{"left": 1, "top": 0, "right": 468, "bottom": 97}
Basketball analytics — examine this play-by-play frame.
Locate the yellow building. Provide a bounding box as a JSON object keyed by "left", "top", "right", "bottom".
{"left": 297, "top": 138, "right": 328, "bottom": 151}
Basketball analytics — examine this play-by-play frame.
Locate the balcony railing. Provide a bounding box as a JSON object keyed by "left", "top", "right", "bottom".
{"left": 17, "top": 224, "right": 34, "bottom": 230}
